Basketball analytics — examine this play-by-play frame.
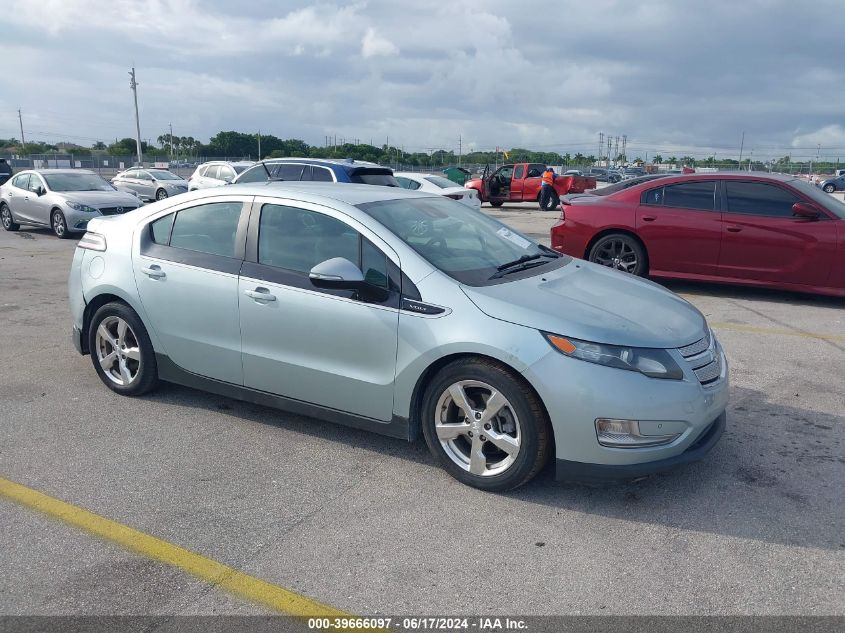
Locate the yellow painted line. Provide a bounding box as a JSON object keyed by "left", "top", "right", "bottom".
{"left": 710, "top": 321, "right": 845, "bottom": 343}
{"left": 0, "top": 476, "right": 348, "bottom": 617}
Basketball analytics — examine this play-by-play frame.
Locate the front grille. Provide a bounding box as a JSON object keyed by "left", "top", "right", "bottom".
{"left": 678, "top": 330, "right": 722, "bottom": 386}
{"left": 99, "top": 206, "right": 136, "bottom": 216}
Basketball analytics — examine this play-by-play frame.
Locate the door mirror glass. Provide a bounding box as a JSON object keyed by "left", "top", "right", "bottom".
{"left": 309, "top": 257, "right": 365, "bottom": 289}
{"left": 37, "top": 186, "right": 46, "bottom": 196}
{"left": 792, "top": 201, "right": 821, "bottom": 218}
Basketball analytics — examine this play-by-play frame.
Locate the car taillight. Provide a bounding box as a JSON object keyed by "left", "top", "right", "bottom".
{"left": 78, "top": 232, "right": 107, "bottom": 251}
{"left": 559, "top": 202, "right": 566, "bottom": 220}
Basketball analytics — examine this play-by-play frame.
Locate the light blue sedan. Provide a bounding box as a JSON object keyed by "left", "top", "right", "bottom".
{"left": 68, "top": 182, "right": 728, "bottom": 490}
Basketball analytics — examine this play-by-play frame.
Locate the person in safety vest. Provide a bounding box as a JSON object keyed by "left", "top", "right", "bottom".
{"left": 539, "top": 166, "right": 557, "bottom": 209}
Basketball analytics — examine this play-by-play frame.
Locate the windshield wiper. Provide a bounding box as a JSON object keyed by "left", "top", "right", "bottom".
{"left": 489, "top": 252, "right": 556, "bottom": 279}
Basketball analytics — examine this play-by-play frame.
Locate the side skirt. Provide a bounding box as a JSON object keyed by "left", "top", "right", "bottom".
{"left": 155, "top": 353, "right": 411, "bottom": 441}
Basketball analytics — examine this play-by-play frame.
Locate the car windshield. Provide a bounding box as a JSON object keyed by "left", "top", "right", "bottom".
{"left": 424, "top": 175, "right": 459, "bottom": 189}
{"left": 233, "top": 165, "right": 250, "bottom": 174}
{"left": 359, "top": 196, "right": 568, "bottom": 285}
{"left": 148, "top": 170, "right": 181, "bottom": 180}
{"left": 790, "top": 178, "right": 845, "bottom": 219}
{"left": 42, "top": 173, "right": 115, "bottom": 192}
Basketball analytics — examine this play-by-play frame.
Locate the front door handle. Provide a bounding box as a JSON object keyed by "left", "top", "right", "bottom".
{"left": 141, "top": 265, "right": 166, "bottom": 279}
{"left": 726, "top": 226, "right": 742, "bottom": 233}
{"left": 642, "top": 215, "right": 656, "bottom": 222}
{"left": 244, "top": 288, "right": 276, "bottom": 301}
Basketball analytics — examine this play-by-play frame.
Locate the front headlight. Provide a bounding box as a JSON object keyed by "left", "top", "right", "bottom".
{"left": 543, "top": 332, "right": 685, "bottom": 380}
{"left": 65, "top": 200, "right": 99, "bottom": 213}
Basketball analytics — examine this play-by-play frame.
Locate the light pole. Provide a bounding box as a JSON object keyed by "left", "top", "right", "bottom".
{"left": 129, "top": 67, "right": 143, "bottom": 166}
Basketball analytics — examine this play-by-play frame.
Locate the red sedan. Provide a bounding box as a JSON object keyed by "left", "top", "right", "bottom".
{"left": 550, "top": 173, "right": 845, "bottom": 297}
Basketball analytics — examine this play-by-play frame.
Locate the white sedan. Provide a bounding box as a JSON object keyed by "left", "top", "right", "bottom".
{"left": 394, "top": 172, "right": 481, "bottom": 209}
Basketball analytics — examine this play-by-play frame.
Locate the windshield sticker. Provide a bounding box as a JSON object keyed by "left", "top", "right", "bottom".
{"left": 496, "top": 227, "right": 531, "bottom": 249}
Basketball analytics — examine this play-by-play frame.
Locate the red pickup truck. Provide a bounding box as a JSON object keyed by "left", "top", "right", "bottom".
{"left": 465, "top": 163, "right": 597, "bottom": 210}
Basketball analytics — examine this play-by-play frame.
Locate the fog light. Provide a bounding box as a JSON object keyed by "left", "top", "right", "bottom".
{"left": 595, "top": 418, "right": 680, "bottom": 448}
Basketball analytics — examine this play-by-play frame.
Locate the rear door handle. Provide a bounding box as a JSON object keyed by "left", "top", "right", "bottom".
{"left": 726, "top": 226, "right": 742, "bottom": 233}
{"left": 642, "top": 216, "right": 656, "bottom": 222}
{"left": 244, "top": 288, "right": 276, "bottom": 301}
{"left": 141, "top": 265, "right": 166, "bottom": 279}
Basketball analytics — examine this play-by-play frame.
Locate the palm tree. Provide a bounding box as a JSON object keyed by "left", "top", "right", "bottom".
{"left": 667, "top": 156, "right": 678, "bottom": 165}
{"left": 652, "top": 154, "right": 663, "bottom": 164}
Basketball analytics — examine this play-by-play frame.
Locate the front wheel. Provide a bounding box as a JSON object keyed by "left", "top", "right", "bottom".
{"left": 823, "top": 184, "right": 835, "bottom": 193}
{"left": 156, "top": 188, "right": 168, "bottom": 201}
{"left": 88, "top": 302, "right": 159, "bottom": 396}
{"left": 52, "top": 209, "right": 70, "bottom": 239}
{"left": 588, "top": 233, "right": 647, "bottom": 276}
{"left": 1, "top": 203, "right": 19, "bottom": 231}
{"left": 421, "top": 358, "right": 551, "bottom": 491}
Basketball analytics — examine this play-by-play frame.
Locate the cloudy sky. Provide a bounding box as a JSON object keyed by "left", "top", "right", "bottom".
{"left": 2, "top": 0, "right": 843, "bottom": 160}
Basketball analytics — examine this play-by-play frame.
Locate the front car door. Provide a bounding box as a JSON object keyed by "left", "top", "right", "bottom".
{"left": 132, "top": 197, "right": 250, "bottom": 384}
{"left": 636, "top": 180, "right": 722, "bottom": 276}
{"left": 136, "top": 170, "right": 155, "bottom": 199}
{"left": 238, "top": 198, "right": 400, "bottom": 421}
{"left": 26, "top": 173, "right": 51, "bottom": 225}
{"left": 510, "top": 164, "right": 526, "bottom": 199}
{"left": 718, "top": 179, "right": 837, "bottom": 287}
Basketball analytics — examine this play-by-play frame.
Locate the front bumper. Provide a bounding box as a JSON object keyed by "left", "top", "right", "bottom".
{"left": 556, "top": 411, "right": 726, "bottom": 483}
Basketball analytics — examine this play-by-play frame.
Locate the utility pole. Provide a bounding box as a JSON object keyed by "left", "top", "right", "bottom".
{"left": 169, "top": 122, "right": 174, "bottom": 160}
{"left": 613, "top": 136, "right": 620, "bottom": 165}
{"left": 17, "top": 109, "right": 26, "bottom": 148}
{"left": 621, "top": 135, "right": 627, "bottom": 166}
{"left": 598, "top": 132, "right": 604, "bottom": 167}
{"left": 738, "top": 131, "right": 745, "bottom": 170}
{"left": 458, "top": 134, "right": 462, "bottom": 167}
{"left": 607, "top": 138, "right": 613, "bottom": 167}
{"left": 257, "top": 130, "right": 261, "bottom": 159}
{"left": 129, "top": 67, "right": 143, "bottom": 166}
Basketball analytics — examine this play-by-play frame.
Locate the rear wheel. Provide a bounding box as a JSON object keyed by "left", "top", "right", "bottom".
{"left": 421, "top": 358, "right": 551, "bottom": 491}
{"left": 88, "top": 302, "right": 158, "bottom": 396}
{"left": 51, "top": 209, "right": 70, "bottom": 239}
{"left": 588, "top": 233, "right": 647, "bottom": 276}
{"left": 1, "top": 203, "right": 19, "bottom": 231}
{"left": 156, "top": 188, "right": 168, "bottom": 201}
{"left": 823, "top": 184, "right": 835, "bottom": 193}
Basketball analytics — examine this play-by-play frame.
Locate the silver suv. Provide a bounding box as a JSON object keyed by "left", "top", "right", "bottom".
{"left": 68, "top": 183, "right": 728, "bottom": 490}
{"left": 187, "top": 161, "right": 254, "bottom": 190}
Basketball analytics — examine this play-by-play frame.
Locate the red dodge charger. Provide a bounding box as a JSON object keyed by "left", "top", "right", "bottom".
{"left": 550, "top": 173, "right": 845, "bottom": 297}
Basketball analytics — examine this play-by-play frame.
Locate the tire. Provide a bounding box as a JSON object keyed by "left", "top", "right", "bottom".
{"left": 156, "top": 188, "right": 168, "bottom": 201}
{"left": 420, "top": 358, "right": 552, "bottom": 491}
{"left": 823, "top": 184, "right": 835, "bottom": 193}
{"left": 1, "top": 203, "right": 19, "bottom": 231}
{"left": 490, "top": 201, "right": 504, "bottom": 208}
{"left": 538, "top": 190, "right": 559, "bottom": 211}
{"left": 88, "top": 301, "right": 158, "bottom": 396}
{"left": 588, "top": 232, "right": 647, "bottom": 276}
{"left": 51, "top": 209, "right": 70, "bottom": 239}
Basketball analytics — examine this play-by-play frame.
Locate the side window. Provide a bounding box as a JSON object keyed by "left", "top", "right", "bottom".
{"left": 311, "top": 167, "right": 333, "bottom": 182}
{"left": 642, "top": 186, "right": 663, "bottom": 205}
{"left": 150, "top": 213, "right": 175, "bottom": 244}
{"left": 235, "top": 164, "right": 270, "bottom": 183}
{"left": 270, "top": 164, "right": 305, "bottom": 181}
{"left": 361, "top": 239, "right": 388, "bottom": 289}
{"left": 123, "top": 170, "right": 137, "bottom": 179}
{"left": 219, "top": 166, "right": 235, "bottom": 182}
{"left": 12, "top": 174, "right": 30, "bottom": 190}
{"left": 514, "top": 165, "right": 525, "bottom": 179}
{"left": 724, "top": 181, "right": 800, "bottom": 217}
{"left": 258, "top": 204, "right": 359, "bottom": 273}
{"left": 169, "top": 202, "right": 243, "bottom": 257}
{"left": 204, "top": 166, "right": 219, "bottom": 180}
{"left": 27, "top": 175, "right": 44, "bottom": 193}
{"left": 298, "top": 165, "right": 313, "bottom": 181}
{"left": 498, "top": 166, "right": 514, "bottom": 181}
{"left": 138, "top": 171, "right": 152, "bottom": 181}
{"left": 661, "top": 181, "right": 716, "bottom": 211}
{"left": 396, "top": 177, "right": 412, "bottom": 189}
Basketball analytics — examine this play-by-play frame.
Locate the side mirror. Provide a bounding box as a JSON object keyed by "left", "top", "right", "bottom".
{"left": 36, "top": 186, "right": 46, "bottom": 196}
{"left": 222, "top": 175, "right": 233, "bottom": 184}
{"left": 792, "top": 202, "right": 821, "bottom": 219}
{"left": 309, "top": 257, "right": 390, "bottom": 300}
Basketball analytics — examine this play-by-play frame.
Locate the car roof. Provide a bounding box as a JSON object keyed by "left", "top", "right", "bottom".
{"left": 199, "top": 161, "right": 254, "bottom": 167}
{"left": 258, "top": 157, "right": 384, "bottom": 169}
{"left": 27, "top": 169, "right": 96, "bottom": 175}
{"left": 192, "top": 181, "right": 432, "bottom": 206}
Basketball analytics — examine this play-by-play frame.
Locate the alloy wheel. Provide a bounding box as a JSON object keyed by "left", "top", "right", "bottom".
{"left": 52, "top": 211, "right": 66, "bottom": 237}
{"left": 1, "top": 207, "right": 11, "bottom": 229}
{"left": 434, "top": 380, "right": 521, "bottom": 477}
{"left": 156, "top": 189, "right": 168, "bottom": 201}
{"left": 95, "top": 316, "right": 142, "bottom": 386}
{"left": 593, "top": 237, "right": 639, "bottom": 273}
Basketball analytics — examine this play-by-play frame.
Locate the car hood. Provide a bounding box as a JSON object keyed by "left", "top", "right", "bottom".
{"left": 57, "top": 190, "right": 141, "bottom": 207}
{"left": 461, "top": 259, "right": 707, "bottom": 348}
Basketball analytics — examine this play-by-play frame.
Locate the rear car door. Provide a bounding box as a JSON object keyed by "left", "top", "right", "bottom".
{"left": 636, "top": 180, "right": 722, "bottom": 276}
{"left": 238, "top": 198, "right": 400, "bottom": 421}
{"left": 136, "top": 170, "right": 155, "bottom": 198}
{"left": 510, "top": 165, "right": 526, "bottom": 199}
{"left": 7, "top": 174, "right": 34, "bottom": 223}
{"left": 718, "top": 180, "right": 837, "bottom": 287}
{"left": 133, "top": 197, "right": 250, "bottom": 384}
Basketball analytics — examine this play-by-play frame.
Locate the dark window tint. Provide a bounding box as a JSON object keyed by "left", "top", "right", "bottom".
{"left": 311, "top": 166, "right": 333, "bottom": 182}
{"left": 150, "top": 213, "right": 175, "bottom": 244}
{"left": 514, "top": 165, "right": 525, "bottom": 179}
{"left": 12, "top": 174, "right": 30, "bottom": 189}
{"left": 235, "top": 164, "right": 270, "bottom": 183}
{"left": 350, "top": 169, "right": 399, "bottom": 186}
{"left": 298, "top": 165, "right": 313, "bottom": 181}
{"left": 361, "top": 239, "right": 388, "bottom": 289}
{"left": 269, "top": 164, "right": 304, "bottom": 181}
{"left": 396, "top": 177, "right": 421, "bottom": 190}
{"left": 27, "top": 175, "right": 45, "bottom": 193}
{"left": 169, "top": 202, "right": 242, "bottom": 257}
{"left": 258, "top": 204, "right": 359, "bottom": 273}
{"left": 651, "top": 181, "right": 716, "bottom": 210}
{"left": 527, "top": 164, "right": 545, "bottom": 178}
{"left": 725, "top": 181, "right": 800, "bottom": 217}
